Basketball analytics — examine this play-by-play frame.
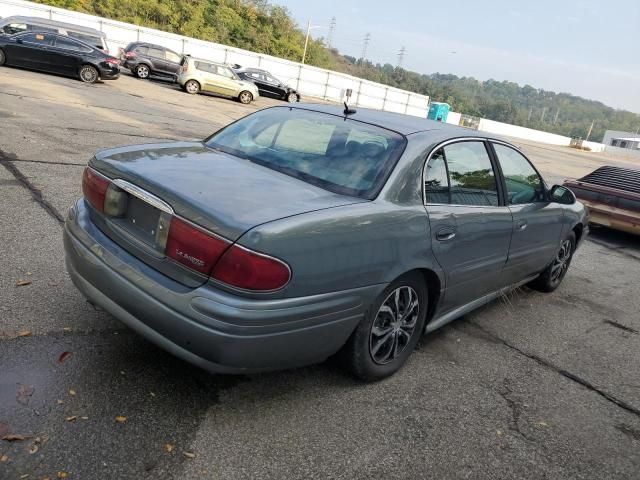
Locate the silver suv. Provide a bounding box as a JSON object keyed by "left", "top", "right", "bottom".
{"left": 177, "top": 56, "right": 259, "bottom": 104}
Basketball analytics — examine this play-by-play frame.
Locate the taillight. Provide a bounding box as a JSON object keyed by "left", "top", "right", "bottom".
{"left": 211, "top": 245, "right": 291, "bottom": 291}
{"left": 165, "top": 217, "right": 229, "bottom": 275}
{"left": 106, "top": 57, "right": 120, "bottom": 66}
{"left": 124, "top": 51, "right": 136, "bottom": 59}
{"left": 82, "top": 167, "right": 109, "bottom": 213}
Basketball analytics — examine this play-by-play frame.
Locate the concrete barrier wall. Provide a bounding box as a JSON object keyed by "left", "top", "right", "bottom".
{"left": 477, "top": 118, "right": 572, "bottom": 146}
{"left": 0, "top": 0, "right": 430, "bottom": 115}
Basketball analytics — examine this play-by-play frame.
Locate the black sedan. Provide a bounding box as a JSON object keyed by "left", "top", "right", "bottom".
{"left": 233, "top": 66, "right": 300, "bottom": 103}
{"left": 0, "top": 31, "right": 120, "bottom": 83}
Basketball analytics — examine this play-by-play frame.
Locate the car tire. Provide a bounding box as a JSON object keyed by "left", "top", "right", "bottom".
{"left": 135, "top": 64, "right": 150, "bottom": 79}
{"left": 79, "top": 65, "right": 99, "bottom": 84}
{"left": 238, "top": 90, "right": 253, "bottom": 104}
{"left": 341, "top": 272, "right": 428, "bottom": 381}
{"left": 285, "top": 92, "right": 297, "bottom": 103}
{"left": 184, "top": 80, "right": 200, "bottom": 95}
{"left": 529, "top": 231, "right": 576, "bottom": 293}
{"left": 0, "top": 48, "right": 6, "bottom": 66}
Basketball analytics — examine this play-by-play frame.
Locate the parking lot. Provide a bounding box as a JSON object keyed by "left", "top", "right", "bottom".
{"left": 1, "top": 67, "right": 639, "bottom": 479}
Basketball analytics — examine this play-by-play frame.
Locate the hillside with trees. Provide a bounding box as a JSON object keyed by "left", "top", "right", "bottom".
{"left": 36, "top": 0, "right": 639, "bottom": 142}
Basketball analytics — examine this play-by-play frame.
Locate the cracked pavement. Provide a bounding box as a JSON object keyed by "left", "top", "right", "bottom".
{"left": 1, "top": 67, "right": 639, "bottom": 479}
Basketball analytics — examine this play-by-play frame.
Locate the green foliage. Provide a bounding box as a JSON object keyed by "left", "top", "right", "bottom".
{"left": 35, "top": 0, "right": 639, "bottom": 142}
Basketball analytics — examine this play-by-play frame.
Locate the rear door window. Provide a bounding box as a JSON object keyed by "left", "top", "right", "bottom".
{"left": 493, "top": 143, "right": 545, "bottom": 204}
{"left": 424, "top": 141, "right": 500, "bottom": 206}
{"left": 134, "top": 45, "right": 149, "bottom": 55}
{"left": 66, "top": 32, "right": 102, "bottom": 50}
{"left": 54, "top": 36, "right": 92, "bottom": 52}
{"left": 3, "top": 23, "right": 27, "bottom": 34}
{"left": 165, "top": 50, "right": 182, "bottom": 63}
{"left": 148, "top": 47, "right": 165, "bottom": 59}
{"left": 195, "top": 61, "right": 217, "bottom": 74}
{"left": 19, "top": 32, "right": 55, "bottom": 46}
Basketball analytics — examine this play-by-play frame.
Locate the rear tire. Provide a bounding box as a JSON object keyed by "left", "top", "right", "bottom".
{"left": 238, "top": 90, "right": 253, "bottom": 104}
{"left": 285, "top": 91, "right": 297, "bottom": 103}
{"left": 529, "top": 231, "right": 576, "bottom": 293}
{"left": 135, "top": 64, "right": 150, "bottom": 79}
{"left": 79, "top": 64, "right": 98, "bottom": 83}
{"left": 341, "top": 272, "right": 427, "bottom": 381}
{"left": 0, "top": 48, "right": 6, "bottom": 66}
{"left": 184, "top": 80, "right": 200, "bottom": 95}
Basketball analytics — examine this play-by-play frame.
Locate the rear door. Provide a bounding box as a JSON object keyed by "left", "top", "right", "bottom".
{"left": 423, "top": 140, "right": 513, "bottom": 312}
{"left": 48, "top": 35, "right": 92, "bottom": 75}
{"left": 490, "top": 141, "right": 564, "bottom": 281}
{"left": 163, "top": 48, "right": 182, "bottom": 75}
{"left": 147, "top": 46, "right": 167, "bottom": 74}
{"left": 263, "top": 73, "right": 286, "bottom": 98}
{"left": 214, "top": 65, "right": 240, "bottom": 95}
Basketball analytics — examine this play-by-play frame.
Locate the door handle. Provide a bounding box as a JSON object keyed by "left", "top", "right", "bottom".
{"left": 517, "top": 220, "right": 528, "bottom": 231}
{"left": 436, "top": 229, "right": 456, "bottom": 241}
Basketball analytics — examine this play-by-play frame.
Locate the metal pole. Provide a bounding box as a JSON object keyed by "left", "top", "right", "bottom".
{"left": 302, "top": 20, "right": 311, "bottom": 64}
{"left": 323, "top": 71, "right": 330, "bottom": 99}
{"left": 296, "top": 65, "right": 302, "bottom": 90}
{"left": 585, "top": 120, "right": 594, "bottom": 142}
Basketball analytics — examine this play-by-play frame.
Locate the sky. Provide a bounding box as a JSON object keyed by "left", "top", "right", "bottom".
{"left": 274, "top": 0, "right": 640, "bottom": 113}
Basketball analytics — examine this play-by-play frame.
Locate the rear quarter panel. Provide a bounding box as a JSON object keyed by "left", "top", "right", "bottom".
{"left": 236, "top": 202, "right": 443, "bottom": 298}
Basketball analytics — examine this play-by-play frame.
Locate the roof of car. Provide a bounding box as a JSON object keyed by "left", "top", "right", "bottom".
{"left": 289, "top": 103, "right": 485, "bottom": 136}
{"left": 1, "top": 16, "right": 105, "bottom": 37}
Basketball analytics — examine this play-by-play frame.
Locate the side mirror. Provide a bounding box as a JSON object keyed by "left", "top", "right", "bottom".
{"left": 549, "top": 185, "right": 576, "bottom": 205}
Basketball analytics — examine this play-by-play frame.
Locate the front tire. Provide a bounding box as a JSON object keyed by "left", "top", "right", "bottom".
{"left": 529, "top": 231, "right": 576, "bottom": 293}
{"left": 0, "top": 48, "right": 6, "bottom": 66}
{"left": 341, "top": 272, "right": 427, "bottom": 381}
{"left": 285, "top": 91, "right": 298, "bottom": 103}
{"left": 238, "top": 90, "right": 253, "bottom": 104}
{"left": 79, "top": 65, "right": 99, "bottom": 83}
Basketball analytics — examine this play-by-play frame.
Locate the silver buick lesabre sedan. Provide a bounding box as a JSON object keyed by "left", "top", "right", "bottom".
{"left": 64, "top": 104, "right": 588, "bottom": 380}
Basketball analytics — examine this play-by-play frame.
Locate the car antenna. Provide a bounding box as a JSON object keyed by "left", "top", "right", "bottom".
{"left": 343, "top": 101, "right": 356, "bottom": 115}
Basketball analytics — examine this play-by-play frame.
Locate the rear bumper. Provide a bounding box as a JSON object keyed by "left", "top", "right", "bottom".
{"left": 99, "top": 67, "right": 120, "bottom": 80}
{"left": 63, "top": 199, "right": 382, "bottom": 373}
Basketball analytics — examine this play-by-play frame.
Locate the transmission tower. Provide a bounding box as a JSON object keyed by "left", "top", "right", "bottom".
{"left": 360, "top": 32, "right": 371, "bottom": 64}
{"left": 397, "top": 46, "right": 406, "bottom": 68}
{"left": 327, "top": 17, "right": 336, "bottom": 49}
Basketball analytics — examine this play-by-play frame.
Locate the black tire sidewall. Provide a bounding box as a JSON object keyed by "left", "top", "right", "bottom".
{"left": 530, "top": 231, "right": 576, "bottom": 292}
{"left": 346, "top": 272, "right": 428, "bottom": 381}
{"left": 0, "top": 49, "right": 5, "bottom": 66}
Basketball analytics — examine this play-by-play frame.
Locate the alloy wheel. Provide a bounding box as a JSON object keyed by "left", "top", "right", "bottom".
{"left": 369, "top": 286, "right": 420, "bottom": 365}
{"left": 550, "top": 239, "right": 572, "bottom": 282}
{"left": 239, "top": 91, "right": 252, "bottom": 104}
{"left": 137, "top": 65, "right": 149, "bottom": 78}
{"left": 185, "top": 80, "right": 199, "bottom": 94}
{"left": 80, "top": 66, "right": 97, "bottom": 83}
{"left": 286, "top": 92, "right": 297, "bottom": 103}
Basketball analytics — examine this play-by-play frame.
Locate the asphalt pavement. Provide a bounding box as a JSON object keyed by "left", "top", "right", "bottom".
{"left": 1, "top": 67, "right": 639, "bottom": 480}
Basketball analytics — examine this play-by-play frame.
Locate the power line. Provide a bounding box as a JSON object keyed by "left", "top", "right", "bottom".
{"left": 397, "top": 46, "right": 406, "bottom": 68}
{"left": 327, "top": 16, "right": 336, "bottom": 49}
{"left": 360, "top": 32, "right": 370, "bottom": 63}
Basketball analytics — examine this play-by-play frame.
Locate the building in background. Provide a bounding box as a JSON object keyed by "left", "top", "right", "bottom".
{"left": 602, "top": 130, "right": 640, "bottom": 150}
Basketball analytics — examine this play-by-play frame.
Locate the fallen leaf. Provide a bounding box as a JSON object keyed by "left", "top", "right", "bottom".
{"left": 80, "top": 416, "right": 89, "bottom": 420}
{"left": 56, "top": 400, "right": 64, "bottom": 405}
{"left": 115, "top": 416, "right": 127, "bottom": 423}
{"left": 164, "top": 443, "right": 174, "bottom": 453}
{"left": 65, "top": 416, "right": 77, "bottom": 422}
{"left": 16, "top": 280, "right": 32, "bottom": 287}
{"left": 182, "top": 451, "right": 196, "bottom": 459}
{"left": 2, "top": 434, "right": 30, "bottom": 441}
{"left": 19, "top": 474, "right": 29, "bottom": 479}
{"left": 149, "top": 392, "right": 156, "bottom": 397}
{"left": 0, "top": 454, "right": 8, "bottom": 462}
{"left": 57, "top": 472, "right": 68, "bottom": 479}
{"left": 58, "top": 351, "right": 73, "bottom": 364}
{"left": 68, "top": 389, "right": 76, "bottom": 396}
{"left": 120, "top": 371, "right": 125, "bottom": 375}
{"left": 62, "top": 327, "right": 72, "bottom": 332}
{"left": 26, "top": 272, "right": 32, "bottom": 276}
{"left": 18, "top": 330, "right": 32, "bottom": 337}
{"left": 29, "top": 444, "right": 38, "bottom": 454}
{"left": 17, "top": 384, "right": 35, "bottom": 405}
{"left": 43, "top": 477, "right": 51, "bottom": 480}
{"left": 537, "top": 421, "right": 549, "bottom": 427}
{"left": 496, "top": 430, "right": 503, "bottom": 436}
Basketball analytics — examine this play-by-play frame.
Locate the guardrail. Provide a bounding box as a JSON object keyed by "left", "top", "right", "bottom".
{"left": 0, "top": 0, "right": 430, "bottom": 116}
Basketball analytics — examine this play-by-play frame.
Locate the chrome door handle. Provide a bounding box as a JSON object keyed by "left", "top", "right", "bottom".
{"left": 517, "top": 221, "right": 528, "bottom": 231}
{"left": 436, "top": 230, "right": 456, "bottom": 241}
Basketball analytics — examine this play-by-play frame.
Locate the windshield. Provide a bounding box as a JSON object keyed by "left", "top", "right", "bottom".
{"left": 205, "top": 108, "right": 406, "bottom": 199}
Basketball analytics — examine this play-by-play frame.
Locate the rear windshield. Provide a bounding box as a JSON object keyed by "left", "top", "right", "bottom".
{"left": 205, "top": 108, "right": 406, "bottom": 199}
{"left": 66, "top": 31, "right": 104, "bottom": 49}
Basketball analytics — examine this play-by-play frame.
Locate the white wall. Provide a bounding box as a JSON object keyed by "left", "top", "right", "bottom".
{"left": 0, "top": 0, "right": 430, "bottom": 115}
{"left": 478, "top": 118, "right": 572, "bottom": 146}
{"left": 445, "top": 111, "right": 461, "bottom": 126}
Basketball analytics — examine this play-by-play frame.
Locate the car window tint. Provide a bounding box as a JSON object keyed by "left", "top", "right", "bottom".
{"left": 218, "top": 67, "right": 235, "bottom": 78}
{"left": 206, "top": 108, "right": 406, "bottom": 199}
{"left": 148, "top": 47, "right": 165, "bottom": 59}
{"left": 444, "top": 141, "right": 499, "bottom": 206}
{"left": 165, "top": 50, "right": 181, "bottom": 63}
{"left": 424, "top": 149, "right": 450, "bottom": 204}
{"left": 3, "top": 23, "right": 27, "bottom": 34}
{"left": 20, "top": 33, "right": 55, "bottom": 46}
{"left": 195, "top": 61, "right": 216, "bottom": 73}
{"left": 66, "top": 32, "right": 102, "bottom": 49}
{"left": 55, "top": 36, "right": 90, "bottom": 52}
{"left": 135, "top": 45, "right": 149, "bottom": 55}
{"left": 266, "top": 75, "right": 277, "bottom": 83}
{"left": 493, "top": 143, "right": 544, "bottom": 204}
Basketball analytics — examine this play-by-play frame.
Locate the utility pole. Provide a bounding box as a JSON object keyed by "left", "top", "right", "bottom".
{"left": 553, "top": 107, "right": 560, "bottom": 125}
{"left": 327, "top": 16, "right": 336, "bottom": 50}
{"left": 302, "top": 20, "right": 327, "bottom": 64}
{"left": 397, "top": 46, "right": 406, "bottom": 68}
{"left": 527, "top": 107, "right": 533, "bottom": 123}
{"left": 585, "top": 120, "right": 594, "bottom": 141}
{"left": 360, "top": 32, "right": 370, "bottom": 64}
{"left": 540, "top": 107, "right": 547, "bottom": 123}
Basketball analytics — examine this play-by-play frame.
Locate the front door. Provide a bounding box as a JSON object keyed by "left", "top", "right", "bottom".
{"left": 7, "top": 32, "right": 55, "bottom": 69}
{"left": 424, "top": 140, "right": 513, "bottom": 313}
{"left": 490, "top": 142, "right": 564, "bottom": 281}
